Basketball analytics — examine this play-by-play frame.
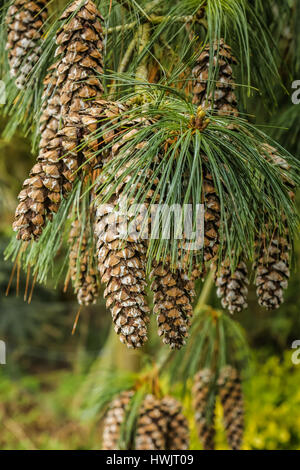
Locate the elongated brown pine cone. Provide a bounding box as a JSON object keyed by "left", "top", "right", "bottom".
{"left": 94, "top": 120, "right": 160, "bottom": 348}
{"left": 95, "top": 198, "right": 150, "bottom": 349}
{"left": 6, "top": 0, "right": 47, "bottom": 89}
{"left": 135, "top": 394, "right": 167, "bottom": 450}
{"left": 215, "top": 259, "right": 249, "bottom": 314}
{"left": 68, "top": 218, "right": 99, "bottom": 305}
{"left": 55, "top": 0, "right": 104, "bottom": 118}
{"left": 192, "top": 39, "right": 238, "bottom": 116}
{"left": 12, "top": 119, "right": 81, "bottom": 241}
{"left": 254, "top": 230, "right": 291, "bottom": 310}
{"left": 150, "top": 261, "right": 195, "bottom": 349}
{"left": 192, "top": 368, "right": 216, "bottom": 450}
{"left": 102, "top": 390, "right": 134, "bottom": 450}
{"left": 254, "top": 144, "right": 295, "bottom": 310}
{"left": 203, "top": 167, "right": 221, "bottom": 263}
{"left": 160, "top": 396, "right": 189, "bottom": 450}
{"left": 218, "top": 365, "right": 244, "bottom": 450}
{"left": 39, "top": 65, "right": 61, "bottom": 148}
{"left": 193, "top": 39, "right": 238, "bottom": 265}
{"left": 13, "top": 97, "right": 124, "bottom": 242}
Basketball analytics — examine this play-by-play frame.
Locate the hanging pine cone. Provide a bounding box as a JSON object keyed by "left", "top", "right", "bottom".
{"left": 12, "top": 120, "right": 81, "bottom": 241}
{"left": 160, "top": 396, "right": 190, "bottom": 450}
{"left": 202, "top": 166, "right": 221, "bottom": 263}
{"left": 55, "top": 0, "right": 104, "bottom": 118}
{"left": 254, "top": 229, "right": 291, "bottom": 310}
{"left": 192, "top": 368, "right": 216, "bottom": 450}
{"left": 218, "top": 365, "right": 244, "bottom": 450}
{"left": 102, "top": 390, "right": 134, "bottom": 450}
{"left": 6, "top": 0, "right": 47, "bottom": 89}
{"left": 150, "top": 260, "right": 195, "bottom": 350}
{"left": 95, "top": 195, "right": 150, "bottom": 349}
{"left": 12, "top": 162, "right": 49, "bottom": 241}
{"left": 68, "top": 218, "right": 99, "bottom": 305}
{"left": 192, "top": 39, "right": 238, "bottom": 116}
{"left": 254, "top": 144, "right": 295, "bottom": 310}
{"left": 39, "top": 65, "right": 61, "bottom": 148}
{"left": 94, "top": 118, "right": 162, "bottom": 349}
{"left": 215, "top": 259, "right": 249, "bottom": 314}
{"left": 135, "top": 394, "right": 167, "bottom": 450}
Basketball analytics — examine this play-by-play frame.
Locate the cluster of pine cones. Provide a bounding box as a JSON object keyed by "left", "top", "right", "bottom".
{"left": 8, "top": 1, "right": 296, "bottom": 352}
{"left": 102, "top": 391, "right": 189, "bottom": 450}
{"left": 192, "top": 366, "right": 244, "bottom": 450}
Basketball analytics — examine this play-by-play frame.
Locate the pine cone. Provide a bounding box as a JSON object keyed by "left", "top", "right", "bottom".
{"left": 77, "top": 99, "right": 127, "bottom": 170}
{"left": 102, "top": 390, "right": 134, "bottom": 450}
{"left": 6, "top": 0, "right": 47, "bottom": 89}
{"left": 254, "top": 144, "right": 294, "bottom": 310}
{"left": 12, "top": 162, "right": 49, "bottom": 241}
{"left": 254, "top": 230, "right": 290, "bottom": 310}
{"left": 95, "top": 197, "right": 150, "bottom": 349}
{"left": 215, "top": 259, "right": 249, "bottom": 314}
{"left": 192, "top": 369, "right": 216, "bottom": 450}
{"left": 160, "top": 396, "right": 189, "bottom": 450}
{"left": 39, "top": 65, "right": 61, "bottom": 148}
{"left": 150, "top": 261, "right": 195, "bottom": 349}
{"left": 69, "top": 218, "right": 99, "bottom": 305}
{"left": 94, "top": 119, "right": 160, "bottom": 349}
{"left": 13, "top": 122, "right": 81, "bottom": 241}
{"left": 192, "top": 39, "right": 238, "bottom": 116}
{"left": 218, "top": 365, "right": 244, "bottom": 450}
{"left": 135, "top": 394, "right": 167, "bottom": 450}
{"left": 203, "top": 167, "right": 221, "bottom": 263}
{"left": 55, "top": 0, "right": 104, "bottom": 118}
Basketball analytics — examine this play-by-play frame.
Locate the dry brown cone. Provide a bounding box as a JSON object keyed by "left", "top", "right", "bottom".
{"left": 192, "top": 368, "right": 216, "bottom": 450}
{"left": 6, "top": 0, "right": 47, "bottom": 89}
{"left": 55, "top": 0, "right": 104, "bottom": 118}
{"left": 39, "top": 65, "right": 61, "bottom": 148}
{"left": 94, "top": 118, "right": 163, "bottom": 349}
{"left": 13, "top": 62, "right": 62, "bottom": 241}
{"left": 202, "top": 166, "right": 221, "bottom": 263}
{"left": 12, "top": 119, "right": 81, "bottom": 241}
{"left": 192, "top": 39, "right": 238, "bottom": 117}
{"left": 135, "top": 394, "right": 167, "bottom": 450}
{"left": 254, "top": 144, "right": 295, "bottom": 310}
{"left": 13, "top": 97, "right": 125, "bottom": 241}
{"left": 160, "top": 396, "right": 190, "bottom": 450}
{"left": 68, "top": 217, "right": 99, "bottom": 305}
{"left": 150, "top": 260, "right": 195, "bottom": 350}
{"left": 193, "top": 40, "right": 237, "bottom": 264}
{"left": 215, "top": 259, "right": 249, "bottom": 314}
{"left": 102, "top": 390, "right": 134, "bottom": 450}
{"left": 254, "top": 228, "right": 291, "bottom": 310}
{"left": 218, "top": 365, "right": 244, "bottom": 450}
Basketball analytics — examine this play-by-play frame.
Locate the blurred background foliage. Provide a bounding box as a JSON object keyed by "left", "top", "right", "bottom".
{"left": 0, "top": 0, "right": 300, "bottom": 450}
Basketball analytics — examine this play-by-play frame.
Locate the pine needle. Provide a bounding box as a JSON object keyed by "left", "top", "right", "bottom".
{"left": 72, "top": 307, "right": 82, "bottom": 336}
